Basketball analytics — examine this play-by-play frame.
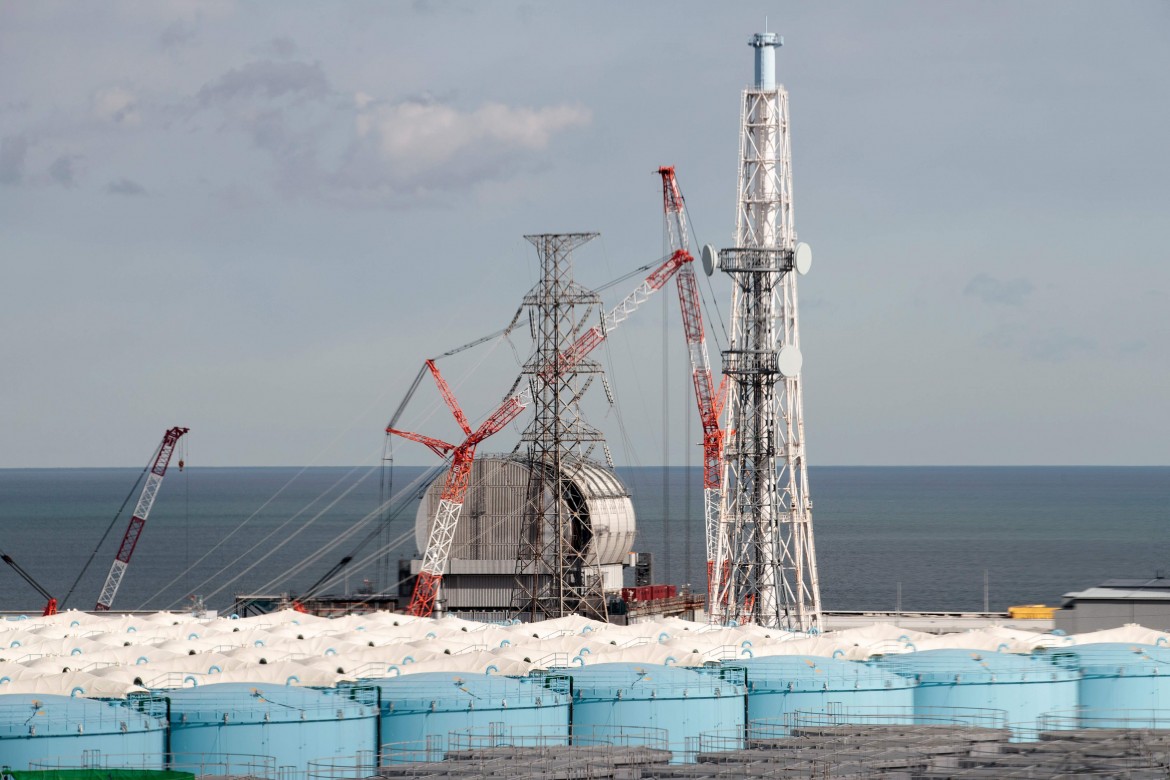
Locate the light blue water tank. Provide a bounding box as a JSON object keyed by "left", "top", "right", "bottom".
{"left": 369, "top": 672, "right": 570, "bottom": 750}
{"left": 1066, "top": 643, "right": 1170, "bottom": 727}
{"left": 872, "top": 649, "right": 1078, "bottom": 732}
{"left": 0, "top": 693, "right": 165, "bottom": 770}
{"left": 562, "top": 662, "right": 745, "bottom": 755}
{"left": 163, "top": 683, "right": 376, "bottom": 772}
{"left": 736, "top": 654, "right": 915, "bottom": 724}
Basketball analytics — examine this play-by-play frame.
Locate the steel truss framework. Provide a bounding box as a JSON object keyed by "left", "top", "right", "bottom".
{"left": 96, "top": 426, "right": 189, "bottom": 611}
{"left": 658, "top": 167, "right": 725, "bottom": 597}
{"left": 711, "top": 48, "right": 823, "bottom": 631}
{"left": 511, "top": 233, "right": 610, "bottom": 621}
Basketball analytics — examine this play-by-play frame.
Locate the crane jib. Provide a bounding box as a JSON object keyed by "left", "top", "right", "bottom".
{"left": 94, "top": 426, "right": 189, "bottom": 611}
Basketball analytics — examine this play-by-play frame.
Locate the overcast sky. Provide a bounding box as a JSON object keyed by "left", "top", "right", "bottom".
{"left": 2, "top": 1, "right": 1168, "bottom": 468}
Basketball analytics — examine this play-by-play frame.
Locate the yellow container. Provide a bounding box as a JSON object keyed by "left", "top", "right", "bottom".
{"left": 1008, "top": 604, "right": 1056, "bottom": 619}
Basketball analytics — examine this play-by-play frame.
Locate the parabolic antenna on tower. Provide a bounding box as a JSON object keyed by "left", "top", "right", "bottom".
{"left": 701, "top": 244, "right": 718, "bottom": 277}
{"left": 795, "top": 242, "right": 812, "bottom": 275}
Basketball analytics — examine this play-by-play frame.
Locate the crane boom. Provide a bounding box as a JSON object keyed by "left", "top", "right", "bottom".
{"left": 95, "top": 426, "right": 188, "bottom": 611}
{"left": 658, "top": 166, "right": 727, "bottom": 606}
{"left": 388, "top": 249, "right": 691, "bottom": 617}
{"left": 1, "top": 550, "right": 57, "bottom": 615}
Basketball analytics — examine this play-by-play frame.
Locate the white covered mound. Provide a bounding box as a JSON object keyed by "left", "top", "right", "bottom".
{"left": 0, "top": 610, "right": 1162, "bottom": 698}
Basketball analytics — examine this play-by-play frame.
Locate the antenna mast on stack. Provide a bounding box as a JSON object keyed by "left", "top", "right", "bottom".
{"left": 711, "top": 30, "right": 823, "bottom": 631}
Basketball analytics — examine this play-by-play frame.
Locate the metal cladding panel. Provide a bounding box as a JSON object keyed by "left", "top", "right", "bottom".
{"left": 415, "top": 457, "right": 635, "bottom": 565}
{"left": 0, "top": 694, "right": 165, "bottom": 770}
{"left": 441, "top": 574, "right": 523, "bottom": 609}
{"left": 166, "top": 684, "right": 376, "bottom": 770}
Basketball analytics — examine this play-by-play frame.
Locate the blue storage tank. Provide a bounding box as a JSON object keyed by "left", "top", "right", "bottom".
{"left": 1066, "top": 643, "right": 1170, "bottom": 727}
{"left": 562, "top": 662, "right": 744, "bottom": 755}
{"left": 736, "top": 654, "right": 915, "bottom": 724}
{"left": 0, "top": 694, "right": 165, "bottom": 770}
{"left": 163, "top": 683, "right": 376, "bottom": 772}
{"left": 369, "top": 672, "right": 570, "bottom": 751}
{"left": 872, "top": 649, "right": 1077, "bottom": 732}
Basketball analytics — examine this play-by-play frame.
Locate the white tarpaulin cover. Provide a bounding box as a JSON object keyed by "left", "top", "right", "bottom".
{"left": 0, "top": 609, "right": 1120, "bottom": 698}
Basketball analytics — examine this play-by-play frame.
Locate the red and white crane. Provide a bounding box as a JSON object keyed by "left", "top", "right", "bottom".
{"left": 95, "top": 426, "right": 188, "bottom": 611}
{"left": 386, "top": 360, "right": 525, "bottom": 618}
{"left": 658, "top": 166, "right": 726, "bottom": 603}
{"left": 388, "top": 249, "right": 693, "bottom": 618}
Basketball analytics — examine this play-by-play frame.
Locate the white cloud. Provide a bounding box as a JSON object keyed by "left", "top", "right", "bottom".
{"left": 356, "top": 99, "right": 590, "bottom": 172}
{"left": 92, "top": 87, "right": 141, "bottom": 126}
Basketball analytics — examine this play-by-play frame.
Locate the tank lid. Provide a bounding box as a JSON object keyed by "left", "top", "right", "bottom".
{"left": 164, "top": 682, "right": 374, "bottom": 724}
{"left": 0, "top": 693, "right": 162, "bottom": 738}
{"left": 365, "top": 672, "right": 568, "bottom": 713}
{"left": 737, "top": 655, "right": 913, "bottom": 692}
{"left": 1061, "top": 642, "right": 1170, "bottom": 673}
{"left": 563, "top": 662, "right": 743, "bottom": 700}
{"left": 872, "top": 648, "right": 1078, "bottom": 682}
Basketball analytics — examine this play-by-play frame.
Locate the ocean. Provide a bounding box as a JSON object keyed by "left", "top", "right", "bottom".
{"left": 1, "top": 466, "right": 1167, "bottom": 615}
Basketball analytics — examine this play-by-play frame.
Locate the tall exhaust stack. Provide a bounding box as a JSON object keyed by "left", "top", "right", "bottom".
{"left": 710, "top": 28, "right": 823, "bottom": 631}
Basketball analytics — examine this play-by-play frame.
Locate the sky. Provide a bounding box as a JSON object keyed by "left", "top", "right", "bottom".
{"left": 2, "top": 1, "right": 1168, "bottom": 468}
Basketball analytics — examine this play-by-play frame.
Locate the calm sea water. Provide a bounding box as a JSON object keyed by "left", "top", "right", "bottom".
{"left": 1, "top": 466, "right": 1167, "bottom": 614}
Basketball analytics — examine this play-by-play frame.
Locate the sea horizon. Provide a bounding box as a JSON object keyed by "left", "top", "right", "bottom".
{"left": 1, "top": 465, "right": 1167, "bottom": 615}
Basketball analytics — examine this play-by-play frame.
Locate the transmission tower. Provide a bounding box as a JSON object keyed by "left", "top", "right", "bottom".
{"left": 511, "top": 233, "right": 610, "bottom": 621}
{"left": 710, "top": 31, "right": 823, "bottom": 631}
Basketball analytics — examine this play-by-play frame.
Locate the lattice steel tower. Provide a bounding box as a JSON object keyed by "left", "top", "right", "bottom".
{"left": 710, "top": 31, "right": 823, "bottom": 631}
{"left": 511, "top": 233, "right": 610, "bottom": 621}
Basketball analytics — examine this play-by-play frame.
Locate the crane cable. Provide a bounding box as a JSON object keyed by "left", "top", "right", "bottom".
{"left": 222, "top": 330, "right": 513, "bottom": 607}
{"left": 305, "top": 458, "right": 542, "bottom": 608}
{"left": 266, "top": 461, "right": 460, "bottom": 598}
{"left": 682, "top": 199, "right": 730, "bottom": 352}
{"left": 162, "top": 456, "right": 381, "bottom": 608}
{"left": 164, "top": 254, "right": 679, "bottom": 609}
{"left": 301, "top": 247, "right": 687, "bottom": 610}
{"left": 264, "top": 460, "right": 449, "bottom": 598}
{"left": 61, "top": 458, "right": 150, "bottom": 608}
